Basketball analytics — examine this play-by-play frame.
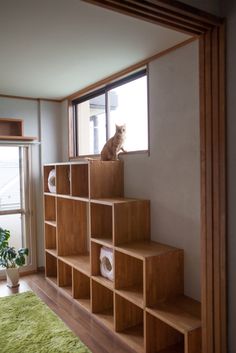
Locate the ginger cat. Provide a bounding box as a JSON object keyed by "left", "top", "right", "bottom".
{"left": 101, "top": 124, "right": 126, "bottom": 161}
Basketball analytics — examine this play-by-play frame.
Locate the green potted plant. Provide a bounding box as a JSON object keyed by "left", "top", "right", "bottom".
{"left": 0, "top": 227, "right": 29, "bottom": 287}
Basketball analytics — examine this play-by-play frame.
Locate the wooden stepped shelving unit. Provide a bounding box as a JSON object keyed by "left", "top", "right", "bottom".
{"left": 43, "top": 160, "right": 201, "bottom": 353}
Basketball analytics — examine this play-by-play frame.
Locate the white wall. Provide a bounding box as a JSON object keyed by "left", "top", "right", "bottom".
{"left": 0, "top": 97, "right": 63, "bottom": 267}
{"left": 121, "top": 40, "right": 201, "bottom": 300}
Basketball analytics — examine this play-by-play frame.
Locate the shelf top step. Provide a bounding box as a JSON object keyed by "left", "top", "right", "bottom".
{"left": 45, "top": 249, "right": 57, "bottom": 257}
{"left": 115, "top": 240, "right": 181, "bottom": 259}
{"left": 91, "top": 238, "right": 113, "bottom": 247}
{"left": 58, "top": 255, "right": 90, "bottom": 276}
{"left": 146, "top": 295, "right": 201, "bottom": 334}
{"left": 90, "top": 197, "right": 147, "bottom": 205}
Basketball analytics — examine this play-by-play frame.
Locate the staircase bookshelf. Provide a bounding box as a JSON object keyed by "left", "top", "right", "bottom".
{"left": 43, "top": 160, "right": 201, "bottom": 353}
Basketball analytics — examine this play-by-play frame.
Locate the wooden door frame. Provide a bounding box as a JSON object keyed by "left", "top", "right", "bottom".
{"left": 81, "top": 1, "right": 227, "bottom": 353}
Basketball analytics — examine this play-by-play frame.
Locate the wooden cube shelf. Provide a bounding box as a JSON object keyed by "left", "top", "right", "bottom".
{"left": 43, "top": 161, "right": 201, "bottom": 353}
{"left": 56, "top": 165, "right": 70, "bottom": 195}
{"left": 58, "top": 260, "right": 72, "bottom": 297}
{"left": 115, "top": 294, "right": 144, "bottom": 353}
{"left": 44, "top": 195, "right": 56, "bottom": 222}
{"left": 73, "top": 269, "right": 91, "bottom": 312}
{"left": 45, "top": 252, "right": 57, "bottom": 285}
{"left": 44, "top": 223, "right": 57, "bottom": 252}
{"left": 115, "top": 250, "right": 144, "bottom": 308}
{"left": 57, "top": 197, "right": 88, "bottom": 256}
{"left": 115, "top": 240, "right": 184, "bottom": 306}
{"left": 91, "top": 280, "right": 114, "bottom": 330}
{"left": 91, "top": 240, "right": 114, "bottom": 290}
{"left": 71, "top": 163, "right": 89, "bottom": 198}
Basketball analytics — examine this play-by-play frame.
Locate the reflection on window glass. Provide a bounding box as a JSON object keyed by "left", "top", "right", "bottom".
{"left": 0, "top": 146, "right": 28, "bottom": 265}
{"left": 0, "top": 147, "right": 21, "bottom": 211}
{"left": 0, "top": 214, "right": 24, "bottom": 249}
{"left": 108, "top": 76, "right": 148, "bottom": 151}
{"left": 77, "top": 94, "right": 106, "bottom": 155}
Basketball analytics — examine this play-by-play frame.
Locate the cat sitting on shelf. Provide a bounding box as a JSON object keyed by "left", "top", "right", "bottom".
{"left": 101, "top": 124, "right": 126, "bottom": 161}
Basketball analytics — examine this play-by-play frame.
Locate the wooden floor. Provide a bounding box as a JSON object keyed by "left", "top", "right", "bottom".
{"left": 0, "top": 272, "right": 136, "bottom": 353}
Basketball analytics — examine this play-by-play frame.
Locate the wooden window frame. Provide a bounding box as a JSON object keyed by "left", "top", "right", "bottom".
{"left": 76, "top": 1, "right": 227, "bottom": 353}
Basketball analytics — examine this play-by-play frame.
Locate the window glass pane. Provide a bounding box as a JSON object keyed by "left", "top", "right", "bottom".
{"left": 77, "top": 94, "right": 106, "bottom": 155}
{"left": 0, "top": 214, "right": 25, "bottom": 250}
{"left": 108, "top": 75, "right": 148, "bottom": 151}
{"left": 0, "top": 146, "right": 21, "bottom": 211}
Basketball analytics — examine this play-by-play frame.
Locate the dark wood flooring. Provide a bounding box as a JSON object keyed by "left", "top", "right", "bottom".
{"left": 0, "top": 273, "right": 136, "bottom": 353}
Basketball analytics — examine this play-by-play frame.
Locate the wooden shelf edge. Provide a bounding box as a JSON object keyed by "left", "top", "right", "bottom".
{"left": 0, "top": 135, "right": 37, "bottom": 141}
{"left": 146, "top": 295, "right": 201, "bottom": 334}
{"left": 92, "top": 275, "right": 114, "bottom": 290}
{"left": 45, "top": 249, "right": 57, "bottom": 257}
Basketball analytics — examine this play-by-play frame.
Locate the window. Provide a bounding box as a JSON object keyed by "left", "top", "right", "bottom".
{"left": 72, "top": 69, "right": 148, "bottom": 156}
{"left": 0, "top": 145, "right": 31, "bottom": 267}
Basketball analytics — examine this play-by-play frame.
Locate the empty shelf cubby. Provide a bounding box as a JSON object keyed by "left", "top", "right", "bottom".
{"left": 115, "top": 250, "right": 143, "bottom": 308}
{"left": 56, "top": 164, "right": 70, "bottom": 195}
{"left": 73, "top": 268, "right": 91, "bottom": 312}
{"left": 90, "top": 202, "right": 113, "bottom": 244}
{"left": 115, "top": 294, "right": 144, "bottom": 353}
{"left": 44, "top": 195, "right": 56, "bottom": 223}
{"left": 44, "top": 223, "right": 56, "bottom": 252}
{"left": 58, "top": 260, "right": 72, "bottom": 297}
{"left": 45, "top": 252, "right": 57, "bottom": 285}
{"left": 91, "top": 280, "right": 114, "bottom": 330}
{"left": 145, "top": 312, "right": 184, "bottom": 353}
{"left": 71, "top": 163, "right": 89, "bottom": 198}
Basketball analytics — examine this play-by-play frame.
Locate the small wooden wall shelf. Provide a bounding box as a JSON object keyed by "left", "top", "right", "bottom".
{"left": 43, "top": 160, "right": 201, "bottom": 353}
{"left": 0, "top": 118, "right": 37, "bottom": 141}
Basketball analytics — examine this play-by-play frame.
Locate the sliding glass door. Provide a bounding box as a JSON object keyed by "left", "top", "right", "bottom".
{"left": 0, "top": 145, "right": 32, "bottom": 271}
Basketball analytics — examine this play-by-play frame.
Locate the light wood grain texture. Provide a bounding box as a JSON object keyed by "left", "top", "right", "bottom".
{"left": 185, "top": 327, "right": 202, "bottom": 353}
{"left": 59, "top": 255, "right": 90, "bottom": 276}
{"left": 145, "top": 250, "right": 184, "bottom": 306}
{"left": 115, "top": 240, "right": 179, "bottom": 260}
{"left": 115, "top": 251, "right": 143, "bottom": 307}
{"left": 115, "top": 294, "right": 144, "bottom": 352}
{"left": 146, "top": 296, "right": 201, "bottom": 334}
{"left": 45, "top": 252, "right": 57, "bottom": 281}
{"left": 91, "top": 280, "right": 114, "bottom": 330}
{"left": 44, "top": 223, "right": 56, "bottom": 250}
{"left": 71, "top": 163, "right": 89, "bottom": 197}
{"left": 89, "top": 160, "right": 124, "bottom": 198}
{"left": 44, "top": 195, "right": 56, "bottom": 222}
{"left": 57, "top": 197, "right": 88, "bottom": 256}
{"left": 56, "top": 164, "right": 70, "bottom": 195}
{"left": 73, "top": 268, "right": 91, "bottom": 311}
{"left": 113, "top": 200, "right": 150, "bottom": 246}
{"left": 58, "top": 260, "right": 72, "bottom": 296}
{"left": 90, "top": 203, "right": 113, "bottom": 241}
{"left": 145, "top": 312, "right": 184, "bottom": 353}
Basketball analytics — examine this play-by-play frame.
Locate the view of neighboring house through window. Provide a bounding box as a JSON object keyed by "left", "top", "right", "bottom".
{"left": 73, "top": 68, "right": 148, "bottom": 156}
{"left": 0, "top": 146, "right": 30, "bottom": 262}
